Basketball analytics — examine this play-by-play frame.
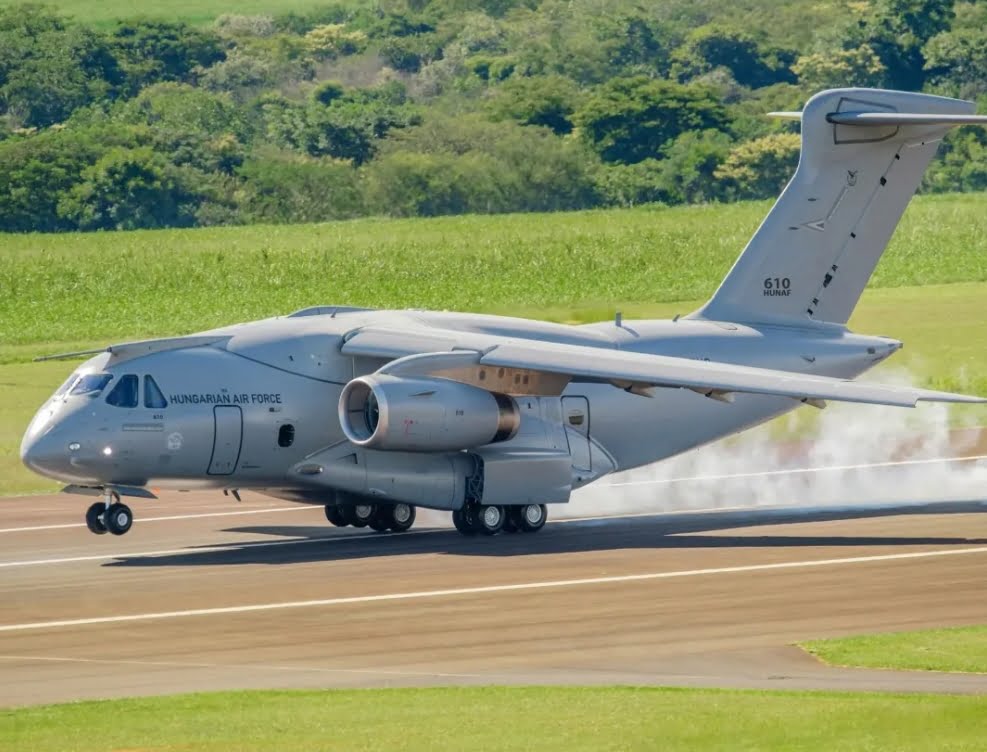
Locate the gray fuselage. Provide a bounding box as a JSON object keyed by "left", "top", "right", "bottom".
{"left": 21, "top": 307, "right": 900, "bottom": 510}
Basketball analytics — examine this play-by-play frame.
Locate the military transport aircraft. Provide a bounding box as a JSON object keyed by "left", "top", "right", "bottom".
{"left": 20, "top": 88, "right": 987, "bottom": 538}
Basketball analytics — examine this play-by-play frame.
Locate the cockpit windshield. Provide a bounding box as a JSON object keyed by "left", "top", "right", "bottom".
{"left": 53, "top": 373, "right": 79, "bottom": 398}
{"left": 69, "top": 373, "right": 113, "bottom": 396}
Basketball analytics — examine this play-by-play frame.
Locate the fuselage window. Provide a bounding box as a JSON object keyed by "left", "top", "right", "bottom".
{"left": 144, "top": 375, "right": 168, "bottom": 409}
{"left": 278, "top": 424, "right": 295, "bottom": 448}
{"left": 70, "top": 373, "right": 113, "bottom": 397}
{"left": 106, "top": 374, "right": 139, "bottom": 408}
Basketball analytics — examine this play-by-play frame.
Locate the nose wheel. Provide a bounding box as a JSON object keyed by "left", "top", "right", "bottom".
{"left": 85, "top": 490, "right": 133, "bottom": 536}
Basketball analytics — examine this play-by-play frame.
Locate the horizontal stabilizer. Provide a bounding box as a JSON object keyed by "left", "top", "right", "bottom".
{"left": 827, "top": 111, "right": 987, "bottom": 127}
{"left": 768, "top": 110, "right": 987, "bottom": 127}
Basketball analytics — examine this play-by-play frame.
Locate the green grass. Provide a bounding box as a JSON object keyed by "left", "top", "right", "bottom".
{"left": 803, "top": 626, "right": 987, "bottom": 674}
{"left": 3, "top": 196, "right": 987, "bottom": 350}
{"left": 1, "top": 686, "right": 986, "bottom": 751}
{"left": 0, "top": 0, "right": 336, "bottom": 26}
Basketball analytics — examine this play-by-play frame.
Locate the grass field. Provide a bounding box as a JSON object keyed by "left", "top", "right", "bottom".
{"left": 803, "top": 626, "right": 987, "bottom": 674}
{"left": 3, "top": 195, "right": 987, "bottom": 351}
{"left": 2, "top": 686, "right": 986, "bottom": 751}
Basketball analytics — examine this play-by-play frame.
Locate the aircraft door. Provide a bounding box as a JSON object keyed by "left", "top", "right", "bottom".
{"left": 208, "top": 405, "right": 243, "bottom": 475}
{"left": 562, "top": 396, "right": 591, "bottom": 472}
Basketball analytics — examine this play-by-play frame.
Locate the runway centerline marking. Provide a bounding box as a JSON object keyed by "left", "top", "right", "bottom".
{"left": 0, "top": 505, "right": 312, "bottom": 534}
{"left": 2, "top": 545, "right": 985, "bottom": 632}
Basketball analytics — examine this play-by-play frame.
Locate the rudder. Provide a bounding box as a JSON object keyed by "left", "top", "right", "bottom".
{"left": 695, "top": 88, "right": 980, "bottom": 327}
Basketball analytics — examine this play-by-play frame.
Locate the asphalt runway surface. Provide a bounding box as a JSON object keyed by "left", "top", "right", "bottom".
{"left": 2, "top": 490, "right": 987, "bottom": 707}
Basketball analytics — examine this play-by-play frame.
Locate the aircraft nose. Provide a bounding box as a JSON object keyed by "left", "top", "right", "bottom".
{"left": 20, "top": 423, "right": 73, "bottom": 481}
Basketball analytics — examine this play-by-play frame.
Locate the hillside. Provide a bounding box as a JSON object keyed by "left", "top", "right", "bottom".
{"left": 0, "top": 0, "right": 984, "bottom": 234}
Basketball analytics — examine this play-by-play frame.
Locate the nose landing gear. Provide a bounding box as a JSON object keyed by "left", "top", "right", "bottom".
{"left": 84, "top": 490, "right": 134, "bottom": 536}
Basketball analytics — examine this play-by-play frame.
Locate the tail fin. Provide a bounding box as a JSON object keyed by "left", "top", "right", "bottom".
{"left": 695, "top": 88, "right": 987, "bottom": 327}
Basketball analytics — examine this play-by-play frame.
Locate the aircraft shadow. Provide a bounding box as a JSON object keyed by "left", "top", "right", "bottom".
{"left": 104, "top": 500, "right": 987, "bottom": 568}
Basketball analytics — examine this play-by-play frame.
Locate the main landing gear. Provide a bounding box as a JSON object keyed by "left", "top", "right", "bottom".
{"left": 325, "top": 502, "right": 417, "bottom": 533}
{"left": 85, "top": 489, "right": 134, "bottom": 536}
{"left": 452, "top": 503, "right": 547, "bottom": 537}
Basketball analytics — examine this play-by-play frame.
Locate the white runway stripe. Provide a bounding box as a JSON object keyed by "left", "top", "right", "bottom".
{"left": 2, "top": 545, "right": 985, "bottom": 633}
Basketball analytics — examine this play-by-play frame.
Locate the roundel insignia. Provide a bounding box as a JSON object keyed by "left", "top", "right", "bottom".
{"left": 167, "top": 432, "right": 184, "bottom": 451}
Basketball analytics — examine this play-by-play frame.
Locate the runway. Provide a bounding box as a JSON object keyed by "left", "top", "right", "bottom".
{"left": 2, "top": 491, "right": 987, "bottom": 707}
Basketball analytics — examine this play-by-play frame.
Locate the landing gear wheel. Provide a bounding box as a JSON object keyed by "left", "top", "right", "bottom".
{"left": 345, "top": 503, "right": 376, "bottom": 528}
{"left": 85, "top": 502, "right": 107, "bottom": 535}
{"left": 452, "top": 507, "right": 476, "bottom": 536}
{"left": 368, "top": 507, "right": 391, "bottom": 533}
{"left": 388, "top": 503, "right": 416, "bottom": 533}
{"left": 518, "top": 503, "right": 547, "bottom": 533}
{"left": 104, "top": 503, "right": 133, "bottom": 536}
{"left": 324, "top": 505, "right": 348, "bottom": 527}
{"left": 475, "top": 505, "right": 505, "bottom": 536}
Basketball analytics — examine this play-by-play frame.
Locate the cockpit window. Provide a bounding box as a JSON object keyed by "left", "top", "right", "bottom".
{"left": 70, "top": 373, "right": 113, "bottom": 396}
{"left": 144, "top": 375, "right": 168, "bottom": 409}
{"left": 106, "top": 374, "right": 138, "bottom": 408}
{"left": 53, "top": 373, "right": 79, "bottom": 398}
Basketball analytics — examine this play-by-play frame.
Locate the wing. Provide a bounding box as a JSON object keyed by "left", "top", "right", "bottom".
{"left": 341, "top": 326, "right": 984, "bottom": 408}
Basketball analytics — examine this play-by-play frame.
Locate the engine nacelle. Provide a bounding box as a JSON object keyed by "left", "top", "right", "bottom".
{"left": 338, "top": 375, "right": 520, "bottom": 452}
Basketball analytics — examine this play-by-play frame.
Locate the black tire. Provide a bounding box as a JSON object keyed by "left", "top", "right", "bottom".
{"left": 388, "top": 503, "right": 416, "bottom": 533}
{"left": 475, "top": 505, "right": 505, "bottom": 536}
{"left": 452, "top": 508, "right": 476, "bottom": 536}
{"left": 85, "top": 502, "right": 107, "bottom": 535}
{"left": 324, "top": 505, "right": 347, "bottom": 527}
{"left": 104, "top": 503, "right": 133, "bottom": 536}
{"left": 368, "top": 507, "right": 391, "bottom": 533}
{"left": 518, "top": 503, "right": 547, "bottom": 533}
{"left": 503, "top": 507, "right": 522, "bottom": 534}
{"left": 345, "top": 503, "right": 376, "bottom": 528}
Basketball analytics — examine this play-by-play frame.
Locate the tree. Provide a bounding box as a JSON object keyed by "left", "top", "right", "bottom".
{"left": 575, "top": 77, "right": 729, "bottom": 164}
{"left": 365, "top": 115, "right": 598, "bottom": 216}
{"left": 0, "top": 6, "right": 119, "bottom": 128}
{"left": 303, "top": 24, "right": 368, "bottom": 60}
{"left": 237, "top": 149, "right": 362, "bottom": 223}
{"left": 923, "top": 129, "right": 987, "bottom": 193}
{"left": 57, "top": 146, "right": 198, "bottom": 230}
{"left": 109, "top": 19, "right": 226, "bottom": 95}
{"left": 861, "top": 0, "right": 957, "bottom": 90}
{"left": 792, "top": 44, "right": 887, "bottom": 89}
{"left": 924, "top": 28, "right": 987, "bottom": 98}
{"left": 671, "top": 26, "right": 796, "bottom": 89}
{"left": 486, "top": 75, "right": 578, "bottom": 134}
{"left": 262, "top": 85, "right": 420, "bottom": 165}
{"left": 0, "top": 126, "right": 114, "bottom": 231}
{"left": 714, "top": 133, "right": 800, "bottom": 200}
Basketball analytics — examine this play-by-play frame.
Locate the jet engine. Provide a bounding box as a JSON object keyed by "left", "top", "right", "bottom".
{"left": 338, "top": 374, "right": 520, "bottom": 452}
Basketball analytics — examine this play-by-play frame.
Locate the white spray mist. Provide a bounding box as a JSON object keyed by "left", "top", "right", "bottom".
{"left": 565, "top": 369, "right": 987, "bottom": 518}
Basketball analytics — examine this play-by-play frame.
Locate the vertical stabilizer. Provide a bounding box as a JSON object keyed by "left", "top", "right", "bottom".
{"left": 695, "top": 88, "right": 981, "bottom": 326}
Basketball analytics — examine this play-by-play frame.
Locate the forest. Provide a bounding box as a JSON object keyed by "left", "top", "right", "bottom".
{"left": 0, "top": 0, "right": 984, "bottom": 232}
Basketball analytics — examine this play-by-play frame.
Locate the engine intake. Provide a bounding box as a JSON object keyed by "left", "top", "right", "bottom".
{"left": 339, "top": 375, "right": 519, "bottom": 452}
